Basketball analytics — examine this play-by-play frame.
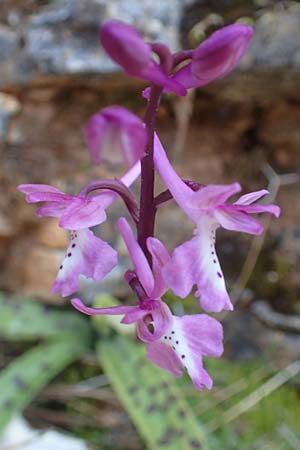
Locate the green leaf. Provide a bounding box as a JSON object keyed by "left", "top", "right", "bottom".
{"left": 98, "top": 335, "right": 209, "bottom": 450}
{"left": 0, "top": 294, "right": 90, "bottom": 340}
{"left": 0, "top": 335, "right": 90, "bottom": 433}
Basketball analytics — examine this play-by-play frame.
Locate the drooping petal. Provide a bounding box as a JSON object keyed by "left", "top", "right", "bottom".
{"left": 59, "top": 198, "right": 107, "bottom": 230}
{"left": 71, "top": 298, "right": 137, "bottom": 316}
{"left": 163, "top": 217, "right": 233, "bottom": 312}
{"left": 52, "top": 229, "right": 117, "bottom": 297}
{"left": 84, "top": 106, "right": 147, "bottom": 167}
{"left": 147, "top": 341, "right": 183, "bottom": 377}
{"left": 117, "top": 217, "right": 154, "bottom": 296}
{"left": 100, "top": 20, "right": 186, "bottom": 96}
{"left": 172, "top": 24, "right": 253, "bottom": 90}
{"left": 148, "top": 313, "right": 223, "bottom": 390}
{"left": 214, "top": 206, "right": 264, "bottom": 235}
{"left": 235, "top": 189, "right": 269, "bottom": 205}
{"left": 147, "top": 237, "right": 170, "bottom": 298}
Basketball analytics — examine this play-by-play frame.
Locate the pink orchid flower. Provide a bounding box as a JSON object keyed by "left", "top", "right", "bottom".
{"left": 17, "top": 162, "right": 140, "bottom": 297}
{"left": 172, "top": 24, "right": 253, "bottom": 90}
{"left": 84, "top": 106, "right": 147, "bottom": 167}
{"left": 100, "top": 20, "right": 186, "bottom": 96}
{"left": 153, "top": 135, "right": 280, "bottom": 313}
{"left": 72, "top": 217, "right": 223, "bottom": 391}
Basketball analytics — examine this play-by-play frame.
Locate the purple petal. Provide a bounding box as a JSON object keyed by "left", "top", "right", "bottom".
{"left": 153, "top": 134, "right": 198, "bottom": 221}
{"left": 25, "top": 192, "right": 70, "bottom": 204}
{"left": 84, "top": 106, "right": 147, "bottom": 167}
{"left": 234, "top": 204, "right": 281, "bottom": 218}
{"left": 71, "top": 298, "right": 136, "bottom": 316}
{"left": 140, "top": 65, "right": 187, "bottom": 96}
{"left": 137, "top": 301, "right": 172, "bottom": 342}
{"left": 18, "top": 184, "right": 65, "bottom": 199}
{"left": 100, "top": 21, "right": 186, "bottom": 96}
{"left": 117, "top": 217, "right": 154, "bottom": 296}
{"left": 52, "top": 229, "right": 117, "bottom": 297}
{"left": 35, "top": 202, "right": 67, "bottom": 218}
{"left": 173, "top": 24, "right": 253, "bottom": 89}
{"left": 147, "top": 342, "right": 183, "bottom": 377}
{"left": 146, "top": 237, "right": 170, "bottom": 298}
{"left": 172, "top": 314, "right": 223, "bottom": 390}
{"left": 59, "top": 198, "right": 107, "bottom": 230}
{"left": 215, "top": 206, "right": 264, "bottom": 235}
{"left": 100, "top": 20, "right": 153, "bottom": 76}
{"left": 235, "top": 189, "right": 269, "bottom": 205}
{"left": 121, "top": 307, "right": 148, "bottom": 324}
{"left": 147, "top": 313, "right": 223, "bottom": 390}
{"left": 163, "top": 219, "right": 233, "bottom": 312}
{"left": 189, "top": 183, "right": 241, "bottom": 210}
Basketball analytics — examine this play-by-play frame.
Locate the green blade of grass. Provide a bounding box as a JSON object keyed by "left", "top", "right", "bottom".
{"left": 98, "top": 335, "right": 209, "bottom": 450}
{"left": 0, "top": 335, "right": 90, "bottom": 433}
{"left": 0, "top": 294, "right": 90, "bottom": 340}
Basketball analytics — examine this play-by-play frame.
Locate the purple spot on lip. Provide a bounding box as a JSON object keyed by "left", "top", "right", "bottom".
{"left": 68, "top": 252, "right": 72, "bottom": 257}
{"left": 59, "top": 265, "right": 63, "bottom": 270}
{"left": 217, "top": 272, "right": 222, "bottom": 278}
{"left": 181, "top": 355, "right": 185, "bottom": 359}
{"left": 176, "top": 340, "right": 179, "bottom": 344}
{"left": 213, "top": 259, "right": 217, "bottom": 263}
{"left": 72, "top": 243, "right": 76, "bottom": 248}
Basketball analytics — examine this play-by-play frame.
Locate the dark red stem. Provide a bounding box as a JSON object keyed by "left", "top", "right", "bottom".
{"left": 137, "top": 85, "right": 162, "bottom": 262}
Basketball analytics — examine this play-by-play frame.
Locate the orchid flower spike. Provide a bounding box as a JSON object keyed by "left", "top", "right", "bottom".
{"left": 172, "top": 24, "right": 253, "bottom": 89}
{"left": 72, "top": 217, "right": 224, "bottom": 391}
{"left": 84, "top": 106, "right": 147, "bottom": 167}
{"left": 17, "top": 162, "right": 140, "bottom": 297}
{"left": 100, "top": 20, "right": 186, "bottom": 96}
{"left": 154, "top": 134, "right": 280, "bottom": 313}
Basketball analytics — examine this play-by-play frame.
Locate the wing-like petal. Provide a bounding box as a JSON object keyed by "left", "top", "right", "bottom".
{"left": 235, "top": 189, "right": 269, "bottom": 205}
{"left": 59, "top": 198, "right": 107, "bottom": 230}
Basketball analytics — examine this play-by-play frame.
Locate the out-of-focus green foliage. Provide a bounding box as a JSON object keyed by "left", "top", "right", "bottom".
{"left": 0, "top": 337, "right": 89, "bottom": 433}
{"left": 0, "top": 294, "right": 90, "bottom": 340}
{"left": 1, "top": 292, "right": 300, "bottom": 450}
{"left": 0, "top": 294, "right": 92, "bottom": 433}
{"left": 98, "top": 335, "right": 208, "bottom": 450}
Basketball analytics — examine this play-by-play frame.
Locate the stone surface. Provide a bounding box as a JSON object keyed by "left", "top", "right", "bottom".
{"left": 0, "top": 0, "right": 190, "bottom": 86}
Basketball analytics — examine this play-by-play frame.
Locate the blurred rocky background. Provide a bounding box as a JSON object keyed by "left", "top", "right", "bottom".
{"left": 0, "top": 1, "right": 300, "bottom": 449}
{"left": 0, "top": 0, "right": 299, "bottom": 320}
